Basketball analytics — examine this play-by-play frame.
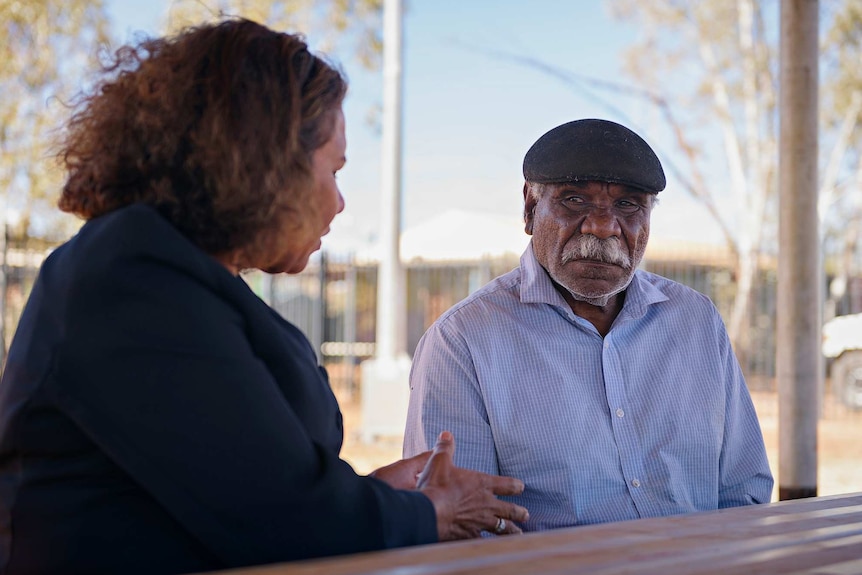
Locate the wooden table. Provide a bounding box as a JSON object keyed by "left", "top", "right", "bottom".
{"left": 224, "top": 492, "right": 862, "bottom": 574}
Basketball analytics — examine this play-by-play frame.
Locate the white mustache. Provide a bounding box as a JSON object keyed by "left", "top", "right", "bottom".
{"left": 561, "top": 235, "right": 631, "bottom": 268}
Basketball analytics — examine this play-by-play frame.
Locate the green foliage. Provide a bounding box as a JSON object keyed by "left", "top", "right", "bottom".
{"left": 0, "top": 0, "right": 383, "bottom": 246}
{"left": 164, "top": 0, "right": 383, "bottom": 69}
{"left": 0, "top": 0, "right": 111, "bottom": 243}
{"left": 824, "top": 0, "right": 862, "bottom": 136}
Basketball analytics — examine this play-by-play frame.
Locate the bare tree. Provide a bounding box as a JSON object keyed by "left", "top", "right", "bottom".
{"left": 604, "top": 0, "right": 781, "bottom": 357}
{"left": 470, "top": 1, "right": 860, "bottom": 365}
{"left": 820, "top": 0, "right": 862, "bottom": 318}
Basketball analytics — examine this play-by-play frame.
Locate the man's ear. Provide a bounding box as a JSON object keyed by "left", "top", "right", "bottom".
{"left": 523, "top": 182, "right": 537, "bottom": 235}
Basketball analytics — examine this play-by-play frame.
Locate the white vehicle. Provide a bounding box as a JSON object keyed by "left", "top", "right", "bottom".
{"left": 822, "top": 312, "right": 862, "bottom": 409}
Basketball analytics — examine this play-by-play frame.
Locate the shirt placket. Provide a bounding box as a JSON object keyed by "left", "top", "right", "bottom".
{"left": 601, "top": 334, "right": 653, "bottom": 518}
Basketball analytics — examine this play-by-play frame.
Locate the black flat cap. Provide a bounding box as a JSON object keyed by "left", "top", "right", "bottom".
{"left": 523, "top": 119, "right": 666, "bottom": 193}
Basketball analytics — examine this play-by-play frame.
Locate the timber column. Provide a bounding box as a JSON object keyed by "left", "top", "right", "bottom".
{"left": 777, "top": 0, "right": 819, "bottom": 500}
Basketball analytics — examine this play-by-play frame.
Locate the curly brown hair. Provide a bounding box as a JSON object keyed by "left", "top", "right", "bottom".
{"left": 59, "top": 18, "right": 347, "bottom": 262}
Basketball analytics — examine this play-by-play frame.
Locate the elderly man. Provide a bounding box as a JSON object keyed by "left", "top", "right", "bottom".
{"left": 403, "top": 119, "right": 774, "bottom": 533}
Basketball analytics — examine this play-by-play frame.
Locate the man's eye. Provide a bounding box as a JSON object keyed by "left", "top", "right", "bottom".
{"left": 616, "top": 201, "right": 641, "bottom": 213}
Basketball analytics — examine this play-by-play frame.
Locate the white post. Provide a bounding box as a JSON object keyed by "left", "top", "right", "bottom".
{"left": 375, "top": 0, "right": 406, "bottom": 362}
{"left": 360, "top": 0, "right": 412, "bottom": 443}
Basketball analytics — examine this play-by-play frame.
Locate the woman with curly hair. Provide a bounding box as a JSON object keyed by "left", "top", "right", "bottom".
{"left": 0, "top": 19, "right": 528, "bottom": 574}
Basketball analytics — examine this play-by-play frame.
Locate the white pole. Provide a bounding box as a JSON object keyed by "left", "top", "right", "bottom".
{"left": 376, "top": 0, "right": 406, "bottom": 361}
{"left": 360, "top": 0, "right": 411, "bottom": 442}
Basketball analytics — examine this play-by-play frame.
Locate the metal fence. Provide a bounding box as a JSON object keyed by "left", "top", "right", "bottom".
{"left": 4, "top": 245, "right": 862, "bottom": 395}
{"left": 246, "top": 247, "right": 862, "bottom": 396}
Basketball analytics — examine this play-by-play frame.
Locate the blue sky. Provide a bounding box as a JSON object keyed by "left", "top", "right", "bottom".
{"left": 105, "top": 0, "right": 725, "bottom": 257}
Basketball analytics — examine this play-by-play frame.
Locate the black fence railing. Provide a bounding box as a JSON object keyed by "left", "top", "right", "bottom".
{"left": 4, "top": 245, "right": 862, "bottom": 397}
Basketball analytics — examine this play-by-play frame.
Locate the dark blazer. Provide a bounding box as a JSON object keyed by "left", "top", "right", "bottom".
{"left": 0, "top": 205, "right": 436, "bottom": 574}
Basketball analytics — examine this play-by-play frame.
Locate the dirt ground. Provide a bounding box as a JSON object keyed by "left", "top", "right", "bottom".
{"left": 335, "top": 388, "right": 862, "bottom": 500}
{"left": 750, "top": 390, "right": 862, "bottom": 499}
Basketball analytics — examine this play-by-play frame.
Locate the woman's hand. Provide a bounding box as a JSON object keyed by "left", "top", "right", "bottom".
{"left": 416, "top": 431, "right": 529, "bottom": 540}
{"left": 369, "top": 451, "right": 432, "bottom": 490}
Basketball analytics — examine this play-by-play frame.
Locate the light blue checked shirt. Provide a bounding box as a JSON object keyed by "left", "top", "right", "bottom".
{"left": 404, "top": 243, "right": 774, "bottom": 531}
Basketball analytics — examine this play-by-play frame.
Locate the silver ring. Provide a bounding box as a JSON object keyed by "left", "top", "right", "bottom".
{"left": 494, "top": 517, "right": 506, "bottom": 534}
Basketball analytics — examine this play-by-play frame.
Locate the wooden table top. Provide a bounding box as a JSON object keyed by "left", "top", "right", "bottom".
{"left": 219, "top": 492, "right": 862, "bottom": 575}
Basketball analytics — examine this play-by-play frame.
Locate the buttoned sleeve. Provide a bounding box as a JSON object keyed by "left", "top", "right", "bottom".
{"left": 714, "top": 309, "right": 775, "bottom": 506}
{"left": 404, "top": 318, "right": 499, "bottom": 477}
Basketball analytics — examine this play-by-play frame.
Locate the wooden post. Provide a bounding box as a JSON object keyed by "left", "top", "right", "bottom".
{"left": 777, "top": 0, "right": 819, "bottom": 500}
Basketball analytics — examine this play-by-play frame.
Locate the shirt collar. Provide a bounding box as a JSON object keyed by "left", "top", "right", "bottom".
{"left": 519, "top": 241, "right": 669, "bottom": 320}
{"left": 520, "top": 242, "right": 570, "bottom": 308}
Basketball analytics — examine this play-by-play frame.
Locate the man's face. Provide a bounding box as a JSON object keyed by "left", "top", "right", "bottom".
{"left": 524, "top": 180, "right": 654, "bottom": 305}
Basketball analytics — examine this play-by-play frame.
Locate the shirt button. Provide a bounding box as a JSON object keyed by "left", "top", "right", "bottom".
{"left": 616, "top": 408, "right": 625, "bottom": 418}
{"left": 603, "top": 341, "right": 610, "bottom": 349}
{"left": 631, "top": 479, "right": 641, "bottom": 488}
